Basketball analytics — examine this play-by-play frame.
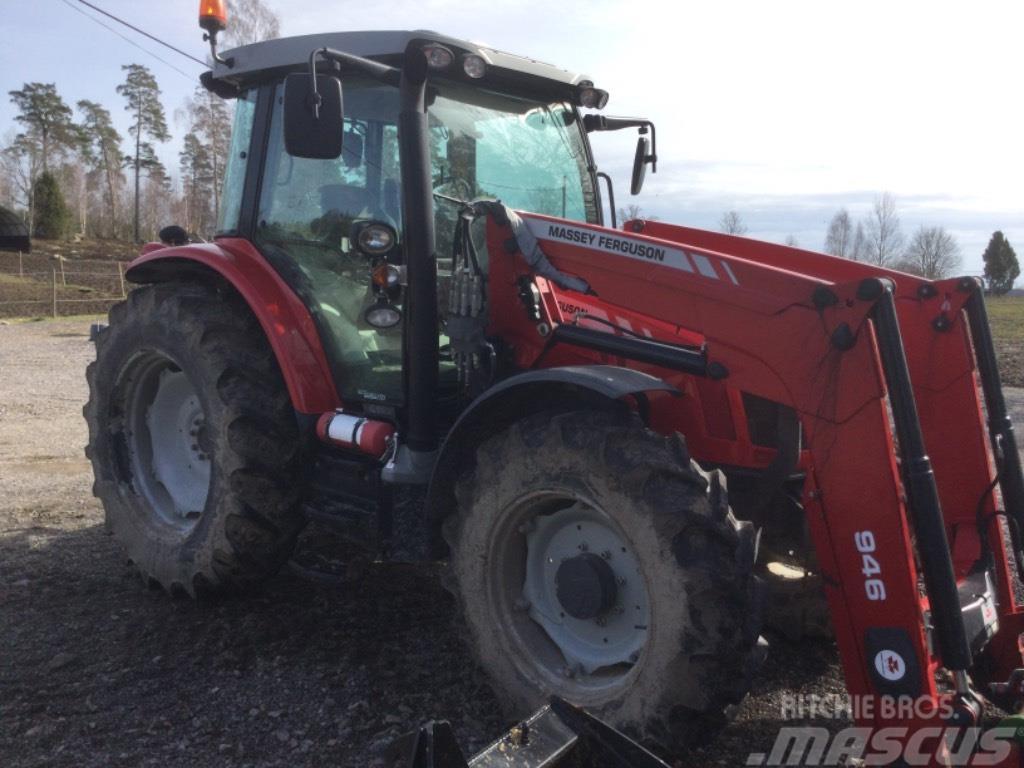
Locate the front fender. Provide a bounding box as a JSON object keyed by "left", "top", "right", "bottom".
{"left": 127, "top": 238, "right": 339, "bottom": 415}
{"left": 425, "top": 365, "right": 680, "bottom": 540}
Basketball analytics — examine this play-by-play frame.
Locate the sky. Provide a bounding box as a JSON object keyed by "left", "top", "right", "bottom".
{"left": 1, "top": 0, "right": 1021, "bottom": 276}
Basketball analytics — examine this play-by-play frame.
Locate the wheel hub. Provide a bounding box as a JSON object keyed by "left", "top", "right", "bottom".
{"left": 125, "top": 356, "right": 211, "bottom": 532}
{"left": 555, "top": 553, "right": 618, "bottom": 620}
{"left": 521, "top": 502, "right": 649, "bottom": 676}
{"left": 145, "top": 368, "right": 211, "bottom": 520}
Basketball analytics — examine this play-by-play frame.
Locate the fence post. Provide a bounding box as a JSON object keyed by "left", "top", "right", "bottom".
{"left": 18, "top": 251, "right": 23, "bottom": 277}
{"left": 59, "top": 256, "right": 66, "bottom": 287}
{"left": 52, "top": 268, "right": 58, "bottom": 319}
{"left": 118, "top": 262, "right": 126, "bottom": 299}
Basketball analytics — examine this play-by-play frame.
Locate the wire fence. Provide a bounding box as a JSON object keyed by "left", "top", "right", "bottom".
{"left": 0, "top": 250, "right": 130, "bottom": 318}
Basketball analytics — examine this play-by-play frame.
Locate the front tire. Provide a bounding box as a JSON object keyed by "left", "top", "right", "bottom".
{"left": 84, "top": 282, "right": 307, "bottom": 596}
{"left": 444, "top": 409, "right": 763, "bottom": 756}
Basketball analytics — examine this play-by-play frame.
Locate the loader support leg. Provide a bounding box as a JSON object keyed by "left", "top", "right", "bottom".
{"left": 964, "top": 285, "right": 1024, "bottom": 558}
{"left": 872, "top": 285, "right": 973, "bottom": 674}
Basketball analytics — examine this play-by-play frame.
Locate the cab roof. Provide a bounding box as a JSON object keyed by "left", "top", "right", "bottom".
{"left": 212, "top": 30, "right": 592, "bottom": 91}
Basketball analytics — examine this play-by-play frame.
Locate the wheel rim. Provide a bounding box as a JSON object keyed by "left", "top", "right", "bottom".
{"left": 124, "top": 353, "right": 211, "bottom": 531}
{"left": 486, "top": 493, "right": 651, "bottom": 695}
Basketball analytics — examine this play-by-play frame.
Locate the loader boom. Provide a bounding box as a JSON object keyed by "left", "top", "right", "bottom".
{"left": 478, "top": 210, "right": 1024, "bottom": 757}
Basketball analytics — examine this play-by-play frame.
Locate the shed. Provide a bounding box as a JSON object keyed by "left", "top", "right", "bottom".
{"left": 0, "top": 207, "right": 30, "bottom": 253}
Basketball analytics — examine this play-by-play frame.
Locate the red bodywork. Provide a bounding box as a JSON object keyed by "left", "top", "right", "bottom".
{"left": 129, "top": 238, "right": 340, "bottom": 415}
{"left": 484, "top": 213, "right": 1022, "bottom": 765}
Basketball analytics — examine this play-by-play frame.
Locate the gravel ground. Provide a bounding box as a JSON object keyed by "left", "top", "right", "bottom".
{"left": 1, "top": 316, "right": 1021, "bottom": 768}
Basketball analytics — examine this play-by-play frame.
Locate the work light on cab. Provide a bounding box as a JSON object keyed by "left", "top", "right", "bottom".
{"left": 354, "top": 222, "right": 397, "bottom": 256}
{"left": 364, "top": 297, "right": 402, "bottom": 329}
{"left": 462, "top": 54, "right": 487, "bottom": 79}
{"left": 576, "top": 82, "right": 609, "bottom": 110}
{"left": 423, "top": 44, "right": 455, "bottom": 69}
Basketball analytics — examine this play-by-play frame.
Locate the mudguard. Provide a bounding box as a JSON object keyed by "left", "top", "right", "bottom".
{"left": 425, "top": 365, "right": 679, "bottom": 529}
{"left": 127, "top": 238, "right": 340, "bottom": 415}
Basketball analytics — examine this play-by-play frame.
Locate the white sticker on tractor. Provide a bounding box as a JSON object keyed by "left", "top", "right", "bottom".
{"left": 874, "top": 650, "right": 906, "bottom": 681}
{"left": 525, "top": 219, "right": 739, "bottom": 284}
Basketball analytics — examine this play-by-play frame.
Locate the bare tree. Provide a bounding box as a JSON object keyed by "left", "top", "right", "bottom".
{"left": 850, "top": 221, "right": 867, "bottom": 261}
{"left": 223, "top": 0, "right": 281, "bottom": 47}
{"left": 897, "top": 226, "right": 962, "bottom": 279}
{"left": 719, "top": 210, "right": 747, "bottom": 235}
{"left": 824, "top": 208, "right": 853, "bottom": 258}
{"left": 864, "top": 193, "right": 904, "bottom": 267}
{"left": 784, "top": 234, "right": 800, "bottom": 247}
{"left": 617, "top": 204, "right": 658, "bottom": 223}
{"left": 1, "top": 132, "right": 42, "bottom": 227}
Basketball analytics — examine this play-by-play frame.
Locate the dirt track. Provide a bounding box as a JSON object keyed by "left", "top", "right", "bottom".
{"left": 1, "top": 316, "right": 1021, "bottom": 767}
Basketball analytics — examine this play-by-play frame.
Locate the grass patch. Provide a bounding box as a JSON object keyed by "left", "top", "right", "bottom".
{"left": 0, "top": 273, "right": 121, "bottom": 319}
{"left": 987, "top": 296, "right": 1024, "bottom": 388}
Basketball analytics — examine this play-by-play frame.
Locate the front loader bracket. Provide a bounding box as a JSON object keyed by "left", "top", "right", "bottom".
{"left": 386, "top": 697, "right": 670, "bottom": 768}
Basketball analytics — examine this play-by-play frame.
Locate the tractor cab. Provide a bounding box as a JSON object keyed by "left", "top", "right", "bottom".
{"left": 203, "top": 31, "right": 630, "bottom": 428}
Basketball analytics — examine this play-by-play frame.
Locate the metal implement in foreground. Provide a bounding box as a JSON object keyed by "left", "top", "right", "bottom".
{"left": 83, "top": 2, "right": 1024, "bottom": 765}
{"left": 388, "top": 698, "right": 668, "bottom": 768}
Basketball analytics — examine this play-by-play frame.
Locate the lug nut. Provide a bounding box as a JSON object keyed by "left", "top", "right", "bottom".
{"left": 578, "top": 542, "right": 588, "bottom": 552}
{"left": 600, "top": 550, "right": 612, "bottom": 560}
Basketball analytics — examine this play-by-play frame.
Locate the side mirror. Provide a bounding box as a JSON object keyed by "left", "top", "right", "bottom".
{"left": 630, "top": 136, "right": 650, "bottom": 195}
{"left": 283, "top": 73, "right": 344, "bottom": 160}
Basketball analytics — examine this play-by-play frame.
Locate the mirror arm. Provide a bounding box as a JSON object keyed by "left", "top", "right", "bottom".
{"left": 596, "top": 172, "right": 617, "bottom": 229}
{"left": 312, "top": 47, "right": 403, "bottom": 89}
{"left": 646, "top": 122, "right": 657, "bottom": 173}
{"left": 583, "top": 115, "right": 649, "bottom": 133}
{"left": 584, "top": 115, "right": 657, "bottom": 174}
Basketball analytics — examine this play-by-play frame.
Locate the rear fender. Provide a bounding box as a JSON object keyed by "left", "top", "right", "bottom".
{"left": 126, "top": 238, "right": 339, "bottom": 415}
{"left": 425, "top": 365, "right": 680, "bottom": 545}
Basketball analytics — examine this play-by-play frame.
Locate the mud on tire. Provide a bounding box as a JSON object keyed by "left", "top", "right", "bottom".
{"left": 84, "top": 281, "right": 307, "bottom": 596}
{"left": 443, "top": 409, "right": 764, "bottom": 756}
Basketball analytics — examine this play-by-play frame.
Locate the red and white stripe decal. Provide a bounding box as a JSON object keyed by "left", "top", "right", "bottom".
{"left": 524, "top": 218, "right": 740, "bottom": 286}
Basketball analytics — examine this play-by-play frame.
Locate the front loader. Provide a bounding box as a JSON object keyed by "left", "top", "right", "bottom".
{"left": 84, "top": 3, "right": 1024, "bottom": 764}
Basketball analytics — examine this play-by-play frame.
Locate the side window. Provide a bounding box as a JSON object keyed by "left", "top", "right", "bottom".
{"left": 253, "top": 81, "right": 407, "bottom": 404}
{"left": 217, "top": 91, "right": 257, "bottom": 235}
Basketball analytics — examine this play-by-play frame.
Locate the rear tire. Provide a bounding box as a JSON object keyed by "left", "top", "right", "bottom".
{"left": 84, "top": 281, "right": 307, "bottom": 596}
{"left": 444, "top": 409, "right": 764, "bottom": 756}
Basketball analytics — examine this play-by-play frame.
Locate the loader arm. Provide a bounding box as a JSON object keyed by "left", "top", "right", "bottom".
{"left": 480, "top": 211, "right": 1024, "bottom": 762}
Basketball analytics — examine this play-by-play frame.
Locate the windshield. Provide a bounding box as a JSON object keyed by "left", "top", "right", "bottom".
{"left": 429, "top": 84, "right": 597, "bottom": 223}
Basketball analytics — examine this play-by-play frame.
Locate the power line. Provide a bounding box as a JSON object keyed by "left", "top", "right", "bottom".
{"left": 70, "top": 0, "right": 209, "bottom": 69}
{"left": 58, "top": 0, "right": 199, "bottom": 81}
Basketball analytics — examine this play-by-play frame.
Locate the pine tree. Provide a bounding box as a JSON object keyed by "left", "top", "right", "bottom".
{"left": 982, "top": 231, "right": 1020, "bottom": 295}
{"left": 8, "top": 83, "right": 81, "bottom": 174}
{"left": 77, "top": 100, "right": 124, "bottom": 238}
{"left": 183, "top": 87, "right": 232, "bottom": 229}
{"left": 179, "top": 132, "right": 214, "bottom": 234}
{"left": 32, "top": 171, "right": 71, "bottom": 239}
{"left": 117, "top": 64, "right": 170, "bottom": 243}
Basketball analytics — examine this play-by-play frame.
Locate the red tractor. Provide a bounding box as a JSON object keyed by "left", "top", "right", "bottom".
{"left": 85, "top": 4, "right": 1024, "bottom": 765}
